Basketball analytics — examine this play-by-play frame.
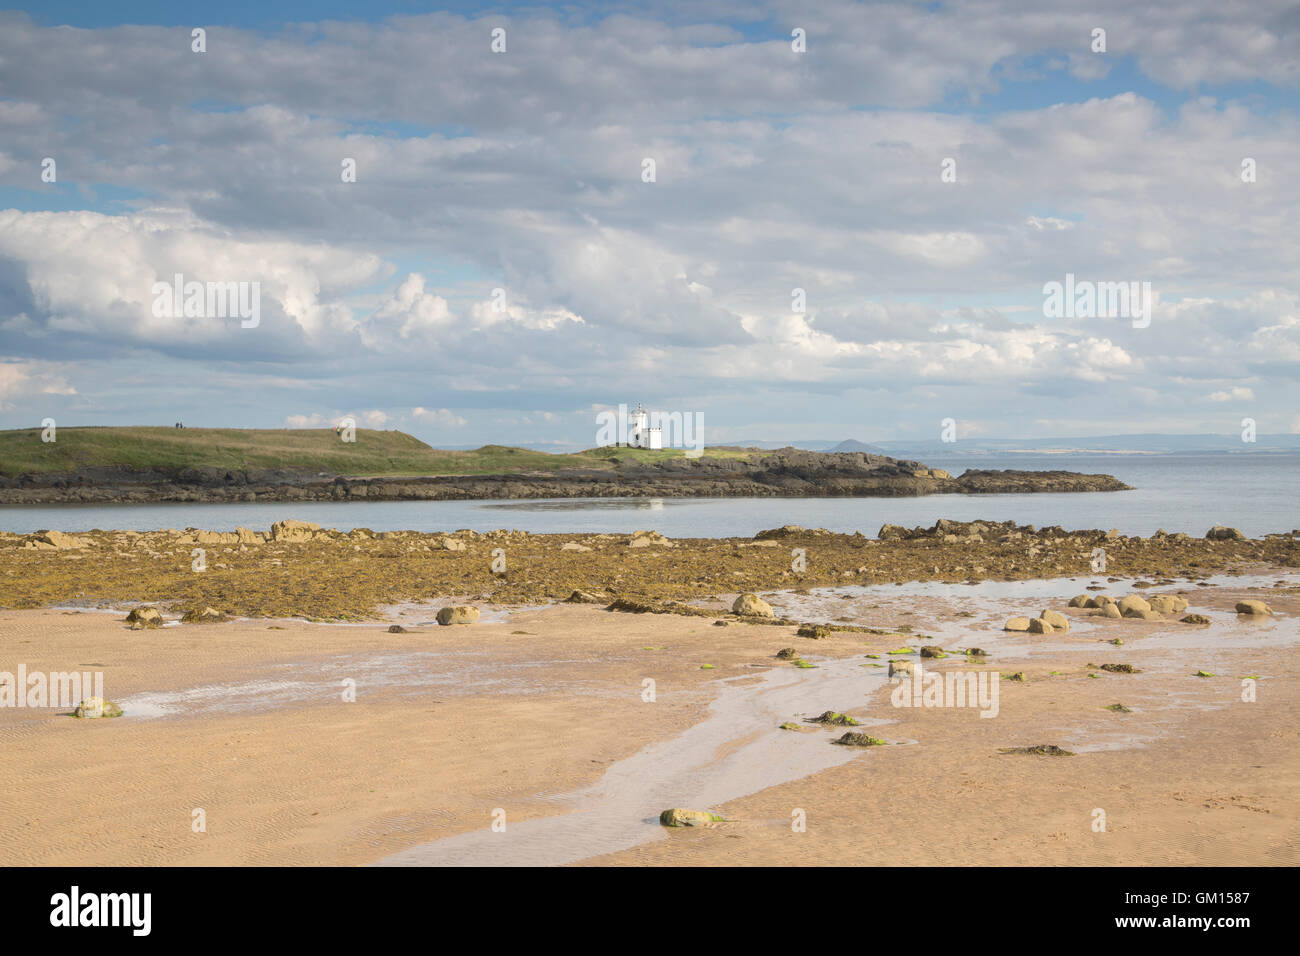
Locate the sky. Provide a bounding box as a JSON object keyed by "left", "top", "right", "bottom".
{"left": 0, "top": 0, "right": 1298, "bottom": 450}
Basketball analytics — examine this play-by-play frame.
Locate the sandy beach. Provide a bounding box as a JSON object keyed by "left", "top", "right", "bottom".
{"left": 2, "top": 551, "right": 1295, "bottom": 867}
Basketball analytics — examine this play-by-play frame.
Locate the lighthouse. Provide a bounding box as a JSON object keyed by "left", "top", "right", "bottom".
{"left": 628, "top": 403, "right": 663, "bottom": 449}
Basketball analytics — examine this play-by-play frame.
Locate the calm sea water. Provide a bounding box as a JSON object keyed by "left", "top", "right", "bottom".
{"left": 1, "top": 454, "right": 1295, "bottom": 539}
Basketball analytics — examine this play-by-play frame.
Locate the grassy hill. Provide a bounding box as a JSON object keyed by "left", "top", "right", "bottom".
{"left": 0, "top": 426, "right": 758, "bottom": 478}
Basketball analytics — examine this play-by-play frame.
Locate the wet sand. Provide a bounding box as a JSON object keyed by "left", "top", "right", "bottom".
{"left": 1, "top": 572, "right": 1295, "bottom": 866}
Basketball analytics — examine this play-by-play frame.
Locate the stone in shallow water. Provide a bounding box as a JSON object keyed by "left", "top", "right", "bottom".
{"left": 1235, "top": 600, "right": 1273, "bottom": 616}
{"left": 659, "top": 808, "right": 722, "bottom": 827}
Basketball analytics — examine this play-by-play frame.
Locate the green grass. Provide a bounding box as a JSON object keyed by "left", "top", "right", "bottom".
{"left": 0, "top": 427, "right": 765, "bottom": 478}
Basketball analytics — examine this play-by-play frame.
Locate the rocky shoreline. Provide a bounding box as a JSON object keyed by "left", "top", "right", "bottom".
{"left": 4, "top": 518, "right": 1295, "bottom": 620}
{"left": 0, "top": 448, "right": 1132, "bottom": 504}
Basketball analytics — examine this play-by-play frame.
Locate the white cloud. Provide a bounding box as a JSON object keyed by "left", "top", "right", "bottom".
{"left": 412, "top": 407, "right": 467, "bottom": 427}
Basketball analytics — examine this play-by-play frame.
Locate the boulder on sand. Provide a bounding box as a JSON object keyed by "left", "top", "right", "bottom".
{"left": 888, "top": 659, "right": 914, "bottom": 677}
{"left": 1146, "top": 594, "right": 1187, "bottom": 615}
{"left": 1085, "top": 595, "right": 1116, "bottom": 609}
{"left": 1235, "top": 600, "right": 1273, "bottom": 616}
{"left": 436, "top": 605, "right": 480, "bottom": 626}
{"left": 1004, "top": 617, "right": 1032, "bottom": 632}
{"left": 1067, "top": 595, "right": 1090, "bottom": 608}
{"left": 125, "top": 606, "right": 163, "bottom": 629}
{"left": 1205, "top": 526, "right": 1246, "bottom": 541}
{"left": 1041, "top": 610, "right": 1070, "bottom": 631}
{"left": 1117, "top": 595, "right": 1152, "bottom": 618}
{"left": 1027, "top": 617, "right": 1053, "bottom": 634}
{"left": 732, "top": 593, "right": 775, "bottom": 617}
{"left": 1093, "top": 603, "right": 1122, "bottom": 619}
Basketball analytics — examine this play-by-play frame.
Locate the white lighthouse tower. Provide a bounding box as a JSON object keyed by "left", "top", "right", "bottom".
{"left": 628, "top": 403, "right": 662, "bottom": 449}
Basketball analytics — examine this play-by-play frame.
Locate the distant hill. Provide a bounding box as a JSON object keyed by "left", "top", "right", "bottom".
{"left": 828, "top": 439, "right": 889, "bottom": 454}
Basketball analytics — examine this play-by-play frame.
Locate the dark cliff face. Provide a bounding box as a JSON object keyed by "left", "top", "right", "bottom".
{"left": 0, "top": 452, "right": 1131, "bottom": 504}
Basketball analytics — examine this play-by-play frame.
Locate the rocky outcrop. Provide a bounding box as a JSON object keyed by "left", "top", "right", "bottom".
{"left": 0, "top": 449, "right": 1132, "bottom": 504}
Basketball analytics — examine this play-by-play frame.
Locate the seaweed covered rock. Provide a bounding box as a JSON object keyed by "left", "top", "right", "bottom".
{"left": 833, "top": 732, "right": 886, "bottom": 747}
{"left": 74, "top": 697, "right": 123, "bottom": 719}
{"left": 659, "top": 808, "right": 722, "bottom": 827}
{"left": 180, "top": 606, "right": 227, "bottom": 624}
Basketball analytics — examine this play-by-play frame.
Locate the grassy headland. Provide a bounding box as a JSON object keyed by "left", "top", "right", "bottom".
{"left": 0, "top": 426, "right": 747, "bottom": 478}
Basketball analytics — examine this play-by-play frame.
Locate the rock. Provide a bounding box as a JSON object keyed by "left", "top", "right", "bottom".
{"left": 235, "top": 526, "right": 262, "bottom": 544}
{"left": 1205, "top": 526, "right": 1246, "bottom": 541}
{"left": 659, "top": 808, "right": 721, "bottom": 827}
{"left": 435, "top": 605, "right": 480, "bottom": 626}
{"left": 270, "top": 519, "right": 320, "bottom": 542}
{"left": 1129, "top": 608, "right": 1164, "bottom": 621}
{"left": 24, "top": 529, "right": 89, "bottom": 550}
{"left": 124, "top": 606, "right": 163, "bottom": 629}
{"left": 808, "top": 711, "right": 860, "bottom": 726}
{"left": 919, "top": 645, "right": 945, "bottom": 658}
{"left": 74, "top": 697, "right": 123, "bottom": 719}
{"left": 796, "top": 624, "right": 829, "bottom": 639}
{"left": 388, "top": 624, "right": 408, "bottom": 633}
{"left": 877, "top": 524, "right": 907, "bottom": 541}
{"left": 1117, "top": 595, "right": 1152, "bottom": 618}
{"left": 180, "top": 606, "right": 226, "bottom": 624}
{"left": 1093, "top": 603, "right": 1123, "bottom": 619}
{"left": 1236, "top": 600, "right": 1273, "bottom": 616}
{"left": 440, "top": 537, "right": 467, "bottom": 551}
{"left": 1041, "top": 610, "right": 1070, "bottom": 631}
{"left": 1180, "top": 614, "right": 1211, "bottom": 625}
{"left": 732, "top": 593, "right": 774, "bottom": 617}
{"left": 1068, "top": 595, "right": 1090, "bottom": 608}
{"left": 1004, "top": 617, "right": 1032, "bottom": 632}
{"left": 1027, "top": 617, "right": 1053, "bottom": 634}
{"left": 1100, "top": 663, "right": 1138, "bottom": 673}
{"left": 832, "top": 732, "right": 886, "bottom": 747}
{"left": 775, "top": 647, "right": 800, "bottom": 660}
{"left": 999, "top": 744, "right": 1074, "bottom": 756}
{"left": 1085, "top": 595, "right": 1116, "bottom": 609}
{"left": 629, "top": 530, "right": 674, "bottom": 548}
{"left": 560, "top": 542, "right": 591, "bottom": 552}
{"left": 1146, "top": 595, "right": 1179, "bottom": 614}
{"left": 888, "top": 659, "right": 914, "bottom": 677}
{"left": 564, "top": 590, "right": 604, "bottom": 604}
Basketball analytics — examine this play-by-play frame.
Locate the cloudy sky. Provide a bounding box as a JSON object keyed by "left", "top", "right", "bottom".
{"left": 1, "top": 0, "right": 1298, "bottom": 449}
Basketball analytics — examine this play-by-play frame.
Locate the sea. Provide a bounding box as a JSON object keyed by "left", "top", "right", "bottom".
{"left": 0, "top": 453, "right": 1295, "bottom": 539}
